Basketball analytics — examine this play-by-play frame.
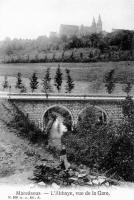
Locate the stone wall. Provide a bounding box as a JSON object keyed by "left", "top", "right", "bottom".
{"left": 11, "top": 99, "right": 123, "bottom": 130}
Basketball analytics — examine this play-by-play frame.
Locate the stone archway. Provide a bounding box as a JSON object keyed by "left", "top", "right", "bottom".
{"left": 77, "top": 105, "right": 108, "bottom": 126}
{"left": 43, "top": 105, "right": 73, "bottom": 149}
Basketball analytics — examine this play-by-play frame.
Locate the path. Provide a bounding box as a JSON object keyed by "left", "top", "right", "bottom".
{"left": 0, "top": 121, "right": 58, "bottom": 185}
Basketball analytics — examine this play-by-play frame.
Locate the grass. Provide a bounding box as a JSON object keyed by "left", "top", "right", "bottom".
{"left": 0, "top": 61, "right": 134, "bottom": 95}
{"left": 0, "top": 61, "right": 134, "bottom": 82}
{"left": 0, "top": 109, "right": 58, "bottom": 183}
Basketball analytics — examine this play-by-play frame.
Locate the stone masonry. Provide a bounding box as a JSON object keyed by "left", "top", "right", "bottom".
{"left": 9, "top": 98, "right": 123, "bottom": 130}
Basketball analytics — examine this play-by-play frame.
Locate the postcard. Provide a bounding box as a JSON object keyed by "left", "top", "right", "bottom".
{"left": 0, "top": 0, "right": 134, "bottom": 199}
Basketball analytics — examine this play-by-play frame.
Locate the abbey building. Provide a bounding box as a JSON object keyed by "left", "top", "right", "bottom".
{"left": 59, "top": 15, "right": 102, "bottom": 38}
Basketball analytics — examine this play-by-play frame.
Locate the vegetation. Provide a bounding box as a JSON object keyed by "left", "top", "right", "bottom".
{"left": 104, "top": 69, "right": 115, "bottom": 94}
{"left": 1, "top": 30, "right": 134, "bottom": 63}
{"left": 54, "top": 65, "right": 63, "bottom": 92}
{"left": 30, "top": 72, "right": 39, "bottom": 92}
{"left": 62, "top": 100, "right": 134, "bottom": 182}
{"left": 122, "top": 95, "right": 134, "bottom": 119}
{"left": 65, "top": 69, "right": 75, "bottom": 93}
{"left": 42, "top": 68, "right": 52, "bottom": 95}
{"left": 0, "top": 94, "right": 134, "bottom": 182}
{"left": 101, "top": 132, "right": 134, "bottom": 181}
{"left": 0, "top": 67, "right": 77, "bottom": 94}
{"left": 15, "top": 72, "right": 22, "bottom": 89}
{"left": 2, "top": 75, "right": 9, "bottom": 90}
{"left": 62, "top": 107, "right": 116, "bottom": 169}
{"left": 1, "top": 101, "right": 47, "bottom": 145}
{"left": 15, "top": 72, "right": 26, "bottom": 93}
{"left": 122, "top": 81, "right": 133, "bottom": 96}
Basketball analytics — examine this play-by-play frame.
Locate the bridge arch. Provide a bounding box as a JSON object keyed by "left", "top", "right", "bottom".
{"left": 77, "top": 105, "right": 109, "bottom": 125}
{"left": 42, "top": 104, "right": 74, "bottom": 131}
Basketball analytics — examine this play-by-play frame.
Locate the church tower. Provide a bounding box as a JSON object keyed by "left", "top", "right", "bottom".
{"left": 91, "top": 17, "right": 97, "bottom": 33}
{"left": 97, "top": 15, "right": 102, "bottom": 33}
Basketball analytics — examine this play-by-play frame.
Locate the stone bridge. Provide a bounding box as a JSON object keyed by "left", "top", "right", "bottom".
{"left": 0, "top": 93, "right": 126, "bottom": 130}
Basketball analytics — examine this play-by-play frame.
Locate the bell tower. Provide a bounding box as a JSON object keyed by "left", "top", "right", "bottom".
{"left": 91, "top": 17, "right": 97, "bottom": 33}
{"left": 97, "top": 14, "right": 102, "bottom": 33}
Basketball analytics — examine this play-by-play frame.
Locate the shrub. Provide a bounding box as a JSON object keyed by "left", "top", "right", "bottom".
{"left": 54, "top": 65, "right": 63, "bottom": 92}
{"left": 61, "top": 108, "right": 116, "bottom": 169}
{"left": 99, "top": 113, "right": 134, "bottom": 181}
{"left": 62, "top": 116, "right": 134, "bottom": 182}
{"left": 122, "top": 95, "right": 134, "bottom": 118}
{"left": 2, "top": 75, "right": 9, "bottom": 90}
{"left": 62, "top": 102, "right": 134, "bottom": 182}
{"left": 2, "top": 101, "right": 47, "bottom": 145}
{"left": 104, "top": 69, "right": 115, "bottom": 94}
{"left": 30, "top": 72, "right": 39, "bottom": 92}
{"left": 100, "top": 134, "right": 134, "bottom": 181}
{"left": 65, "top": 69, "right": 75, "bottom": 93}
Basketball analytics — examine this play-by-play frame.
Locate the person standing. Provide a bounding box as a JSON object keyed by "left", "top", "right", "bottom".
{"left": 60, "top": 145, "right": 70, "bottom": 170}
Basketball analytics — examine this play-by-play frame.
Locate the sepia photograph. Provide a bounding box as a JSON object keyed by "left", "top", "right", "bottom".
{"left": 0, "top": 0, "right": 134, "bottom": 199}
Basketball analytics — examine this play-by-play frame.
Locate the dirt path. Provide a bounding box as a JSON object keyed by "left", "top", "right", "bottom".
{"left": 0, "top": 122, "right": 58, "bottom": 185}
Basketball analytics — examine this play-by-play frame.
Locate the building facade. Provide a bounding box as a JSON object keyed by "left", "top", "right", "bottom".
{"left": 59, "top": 15, "right": 102, "bottom": 37}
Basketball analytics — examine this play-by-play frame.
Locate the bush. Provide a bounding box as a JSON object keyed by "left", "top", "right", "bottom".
{"left": 62, "top": 105, "right": 134, "bottom": 182}
{"left": 2, "top": 101, "right": 47, "bottom": 145}
{"left": 62, "top": 118, "right": 116, "bottom": 169}
{"left": 100, "top": 134, "right": 134, "bottom": 181}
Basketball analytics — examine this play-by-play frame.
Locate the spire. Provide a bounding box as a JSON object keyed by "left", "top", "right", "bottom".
{"left": 91, "top": 17, "right": 97, "bottom": 33}
{"left": 97, "top": 14, "right": 102, "bottom": 24}
{"left": 92, "top": 17, "right": 96, "bottom": 26}
{"left": 97, "top": 14, "right": 102, "bottom": 33}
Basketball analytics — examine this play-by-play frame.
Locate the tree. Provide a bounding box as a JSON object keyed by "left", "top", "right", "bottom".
{"left": 15, "top": 72, "right": 27, "bottom": 93}
{"left": 2, "top": 75, "right": 9, "bottom": 90}
{"left": 80, "top": 52, "right": 83, "bottom": 60}
{"left": 90, "top": 33, "right": 101, "bottom": 48}
{"left": 122, "top": 95, "right": 134, "bottom": 119}
{"left": 122, "top": 81, "right": 133, "bottom": 96}
{"left": 104, "top": 69, "right": 115, "bottom": 94}
{"left": 54, "top": 65, "right": 63, "bottom": 92}
{"left": 70, "top": 51, "right": 74, "bottom": 61}
{"left": 42, "top": 68, "right": 52, "bottom": 95}
{"left": 15, "top": 72, "right": 22, "bottom": 89}
{"left": 65, "top": 69, "right": 75, "bottom": 93}
{"left": 61, "top": 51, "right": 65, "bottom": 61}
{"left": 62, "top": 106, "right": 115, "bottom": 168}
{"left": 52, "top": 53, "right": 55, "bottom": 61}
{"left": 20, "top": 85, "right": 27, "bottom": 93}
{"left": 30, "top": 72, "right": 39, "bottom": 92}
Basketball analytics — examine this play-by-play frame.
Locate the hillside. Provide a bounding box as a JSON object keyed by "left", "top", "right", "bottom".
{"left": 1, "top": 30, "right": 134, "bottom": 63}
{"left": 0, "top": 101, "right": 58, "bottom": 184}
{"left": 1, "top": 61, "right": 134, "bottom": 96}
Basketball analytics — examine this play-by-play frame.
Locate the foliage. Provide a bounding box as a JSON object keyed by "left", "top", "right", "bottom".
{"left": 100, "top": 118, "right": 134, "bottom": 181}
{"left": 1, "top": 30, "right": 134, "bottom": 63}
{"left": 1, "top": 101, "right": 47, "bottom": 145}
{"left": 15, "top": 72, "right": 22, "bottom": 89}
{"left": 20, "top": 84, "right": 27, "bottom": 93}
{"left": 2, "top": 75, "right": 9, "bottom": 89}
{"left": 65, "top": 69, "right": 75, "bottom": 93}
{"left": 54, "top": 65, "right": 63, "bottom": 92}
{"left": 100, "top": 95, "right": 134, "bottom": 181}
{"left": 30, "top": 72, "right": 39, "bottom": 92}
{"left": 42, "top": 68, "right": 52, "bottom": 95}
{"left": 122, "top": 81, "right": 133, "bottom": 95}
{"left": 62, "top": 107, "right": 116, "bottom": 168}
{"left": 15, "top": 72, "right": 27, "bottom": 93}
{"left": 62, "top": 104, "right": 134, "bottom": 182}
{"left": 104, "top": 69, "right": 115, "bottom": 94}
{"left": 122, "top": 95, "right": 134, "bottom": 118}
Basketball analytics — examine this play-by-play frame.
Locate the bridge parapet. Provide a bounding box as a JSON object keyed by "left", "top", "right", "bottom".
{"left": 0, "top": 93, "right": 125, "bottom": 130}
{"left": 0, "top": 92, "right": 128, "bottom": 101}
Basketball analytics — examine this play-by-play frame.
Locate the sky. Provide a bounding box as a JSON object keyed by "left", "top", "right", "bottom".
{"left": 0, "top": 0, "right": 134, "bottom": 40}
